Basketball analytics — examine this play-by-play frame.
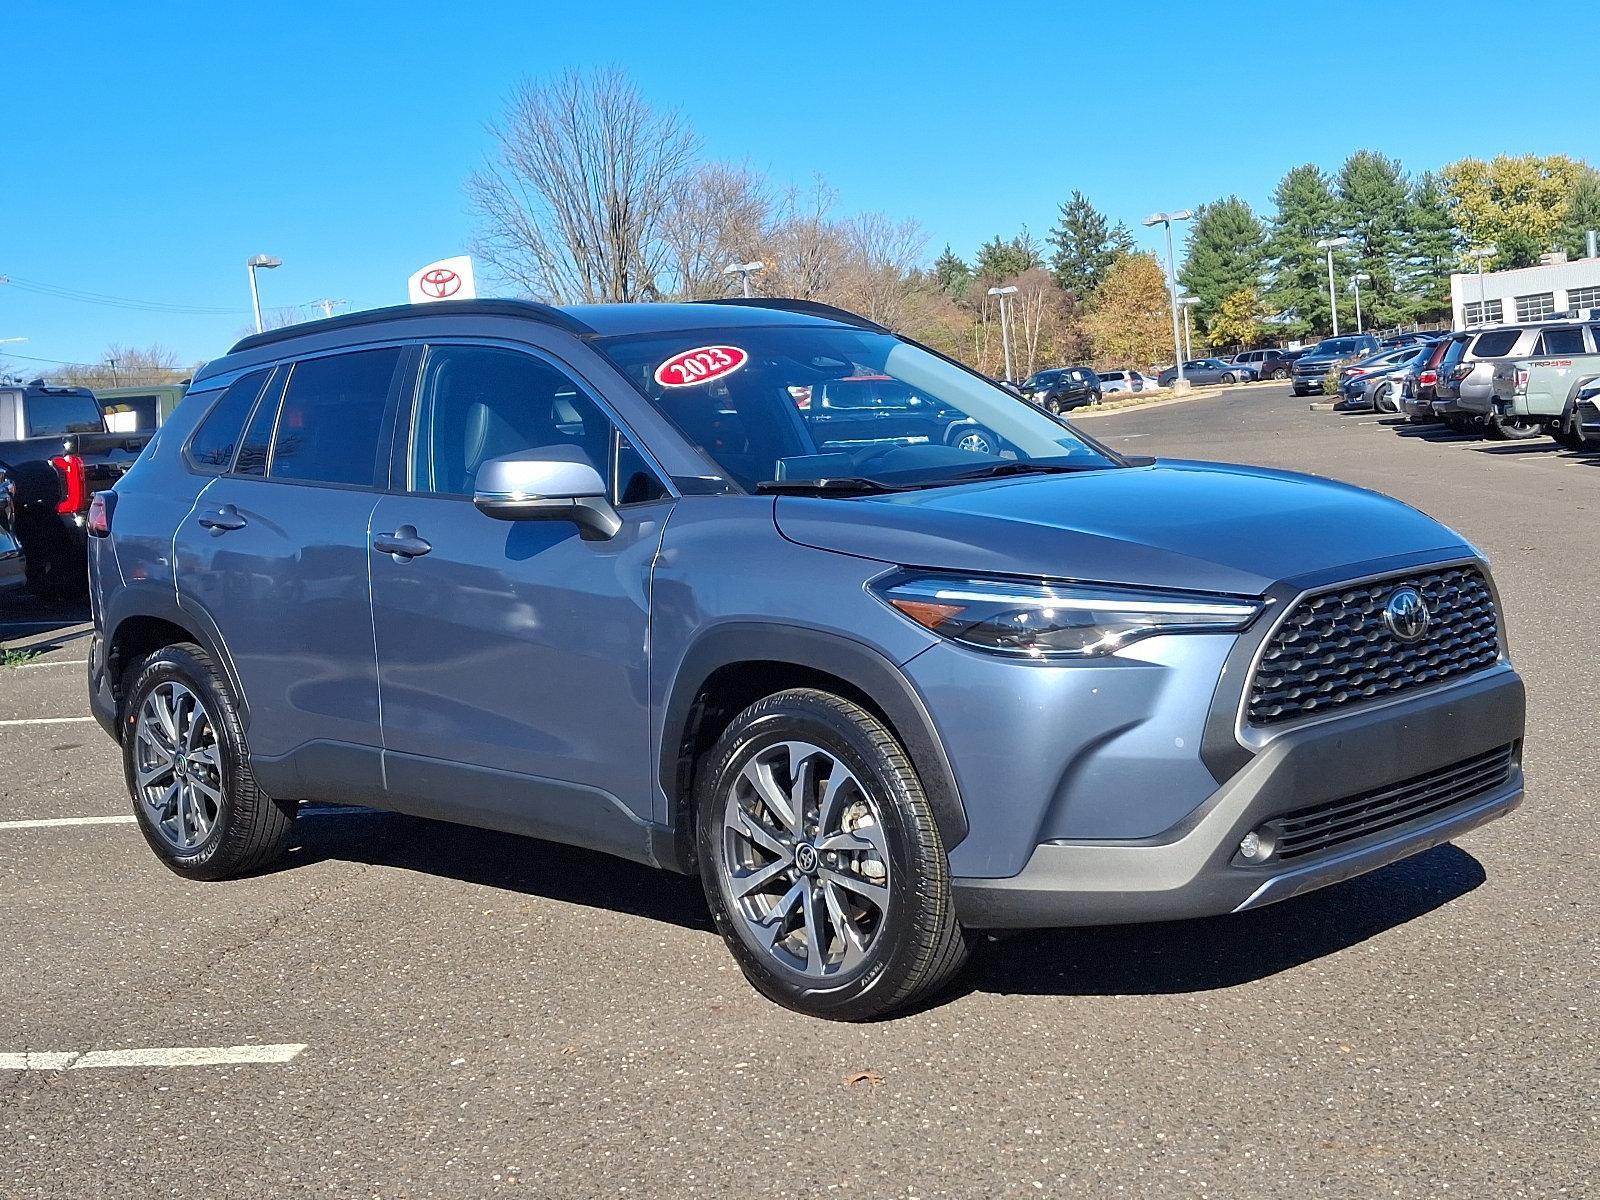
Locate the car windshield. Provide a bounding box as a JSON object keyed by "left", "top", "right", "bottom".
{"left": 1312, "top": 337, "right": 1367, "bottom": 357}
{"left": 595, "top": 324, "right": 1119, "bottom": 492}
{"left": 1022, "top": 370, "right": 1066, "bottom": 387}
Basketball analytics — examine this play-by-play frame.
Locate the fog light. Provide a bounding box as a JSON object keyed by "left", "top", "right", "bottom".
{"left": 1238, "top": 830, "right": 1274, "bottom": 863}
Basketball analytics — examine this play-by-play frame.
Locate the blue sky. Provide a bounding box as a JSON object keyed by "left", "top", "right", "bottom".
{"left": 6, "top": 0, "right": 1598, "bottom": 369}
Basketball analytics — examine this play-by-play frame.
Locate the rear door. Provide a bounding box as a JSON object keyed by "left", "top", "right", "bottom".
{"left": 175, "top": 346, "right": 407, "bottom": 798}
{"left": 367, "top": 341, "right": 674, "bottom": 852}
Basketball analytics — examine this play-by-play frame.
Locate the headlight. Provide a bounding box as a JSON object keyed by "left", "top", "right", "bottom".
{"left": 870, "top": 573, "right": 1262, "bottom": 659}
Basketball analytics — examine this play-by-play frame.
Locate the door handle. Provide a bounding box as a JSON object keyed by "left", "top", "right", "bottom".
{"left": 373, "top": 525, "right": 431, "bottom": 560}
{"left": 197, "top": 504, "right": 247, "bottom": 532}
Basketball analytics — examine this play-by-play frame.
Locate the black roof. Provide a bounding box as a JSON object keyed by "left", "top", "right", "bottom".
{"left": 227, "top": 297, "right": 881, "bottom": 355}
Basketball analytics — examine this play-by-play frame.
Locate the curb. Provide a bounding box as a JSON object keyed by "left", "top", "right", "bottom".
{"left": 1070, "top": 377, "right": 1283, "bottom": 420}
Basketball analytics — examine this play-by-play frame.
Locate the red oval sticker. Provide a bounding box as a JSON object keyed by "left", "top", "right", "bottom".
{"left": 653, "top": 345, "right": 748, "bottom": 388}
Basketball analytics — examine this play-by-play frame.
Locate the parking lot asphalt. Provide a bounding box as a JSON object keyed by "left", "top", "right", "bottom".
{"left": 1, "top": 383, "right": 1593, "bottom": 1199}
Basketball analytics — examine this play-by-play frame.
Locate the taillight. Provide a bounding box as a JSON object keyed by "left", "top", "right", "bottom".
{"left": 1452, "top": 364, "right": 1473, "bottom": 381}
{"left": 1514, "top": 368, "right": 1530, "bottom": 394}
{"left": 50, "top": 454, "right": 86, "bottom": 515}
{"left": 1419, "top": 370, "right": 1437, "bottom": 386}
{"left": 87, "top": 491, "right": 115, "bottom": 537}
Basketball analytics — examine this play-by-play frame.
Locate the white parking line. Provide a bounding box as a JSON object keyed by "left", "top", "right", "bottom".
{"left": 0, "top": 716, "right": 96, "bottom": 727}
{"left": 0, "top": 814, "right": 135, "bottom": 830}
{"left": 13, "top": 659, "right": 89, "bottom": 669}
{"left": 0, "top": 1044, "right": 307, "bottom": 1071}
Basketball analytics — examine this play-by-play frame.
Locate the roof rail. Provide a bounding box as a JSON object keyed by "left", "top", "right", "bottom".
{"left": 694, "top": 297, "right": 889, "bottom": 332}
{"left": 227, "top": 299, "right": 595, "bottom": 355}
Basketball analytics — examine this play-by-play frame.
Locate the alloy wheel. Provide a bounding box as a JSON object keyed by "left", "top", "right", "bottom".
{"left": 955, "top": 430, "right": 994, "bottom": 454}
{"left": 720, "top": 741, "right": 891, "bottom": 979}
{"left": 133, "top": 681, "right": 223, "bottom": 853}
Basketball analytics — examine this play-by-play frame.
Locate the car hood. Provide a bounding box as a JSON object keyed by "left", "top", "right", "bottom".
{"left": 774, "top": 460, "right": 1469, "bottom": 596}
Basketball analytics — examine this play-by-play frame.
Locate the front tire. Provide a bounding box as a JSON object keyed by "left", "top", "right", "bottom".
{"left": 122, "top": 643, "right": 296, "bottom": 881}
{"left": 695, "top": 689, "right": 969, "bottom": 1021}
{"left": 1221, "top": 372, "right": 1236, "bottom": 384}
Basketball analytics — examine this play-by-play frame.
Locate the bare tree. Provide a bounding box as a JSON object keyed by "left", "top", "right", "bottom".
{"left": 763, "top": 176, "right": 848, "bottom": 300}
{"left": 468, "top": 69, "right": 699, "bottom": 302}
{"left": 659, "top": 162, "right": 771, "bottom": 299}
{"left": 834, "top": 212, "right": 927, "bottom": 329}
{"left": 48, "top": 344, "right": 188, "bottom": 390}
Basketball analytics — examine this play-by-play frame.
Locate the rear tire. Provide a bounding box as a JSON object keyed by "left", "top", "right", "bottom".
{"left": 695, "top": 689, "right": 969, "bottom": 1021}
{"left": 1221, "top": 372, "right": 1236, "bottom": 384}
{"left": 1487, "top": 415, "right": 1540, "bottom": 441}
{"left": 122, "top": 643, "right": 296, "bottom": 881}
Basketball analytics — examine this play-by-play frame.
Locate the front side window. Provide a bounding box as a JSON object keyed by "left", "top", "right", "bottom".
{"left": 595, "top": 325, "right": 1118, "bottom": 492}
{"left": 188, "top": 370, "right": 271, "bottom": 470}
{"left": 270, "top": 348, "right": 402, "bottom": 487}
{"left": 410, "top": 344, "right": 662, "bottom": 504}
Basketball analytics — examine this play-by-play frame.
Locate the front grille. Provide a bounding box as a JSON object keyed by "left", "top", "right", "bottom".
{"left": 1263, "top": 744, "right": 1516, "bottom": 861}
{"left": 1247, "top": 566, "right": 1501, "bottom": 725}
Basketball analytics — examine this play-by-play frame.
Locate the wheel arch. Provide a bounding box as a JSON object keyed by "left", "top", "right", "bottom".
{"left": 102, "top": 586, "right": 250, "bottom": 735}
{"left": 659, "top": 623, "right": 968, "bottom": 873}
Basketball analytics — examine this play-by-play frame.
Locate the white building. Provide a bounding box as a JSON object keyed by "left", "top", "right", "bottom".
{"left": 1450, "top": 251, "right": 1600, "bottom": 328}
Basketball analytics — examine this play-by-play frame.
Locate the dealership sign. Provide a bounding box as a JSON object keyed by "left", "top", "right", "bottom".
{"left": 407, "top": 255, "right": 477, "bottom": 304}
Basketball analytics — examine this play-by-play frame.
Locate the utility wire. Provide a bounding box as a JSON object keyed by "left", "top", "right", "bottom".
{"left": 0, "top": 274, "right": 247, "bottom": 316}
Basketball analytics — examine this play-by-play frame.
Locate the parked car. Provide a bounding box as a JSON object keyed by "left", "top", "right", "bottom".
{"left": 1442, "top": 323, "right": 1598, "bottom": 437}
{"left": 1332, "top": 346, "right": 1429, "bottom": 412}
{"left": 1230, "top": 348, "right": 1303, "bottom": 379}
{"left": 88, "top": 297, "right": 1526, "bottom": 1021}
{"left": 800, "top": 374, "right": 1001, "bottom": 457}
{"left": 1398, "top": 334, "right": 1461, "bottom": 423}
{"left": 0, "top": 380, "right": 153, "bottom": 597}
{"left": 1020, "top": 366, "right": 1101, "bottom": 413}
{"left": 1459, "top": 324, "right": 1593, "bottom": 441}
{"left": 1095, "top": 370, "right": 1160, "bottom": 394}
{"left": 0, "top": 464, "right": 25, "bottom": 598}
{"left": 1289, "top": 334, "right": 1383, "bottom": 396}
{"left": 1156, "top": 358, "right": 1258, "bottom": 387}
{"left": 1488, "top": 345, "right": 1600, "bottom": 443}
{"left": 1380, "top": 332, "right": 1442, "bottom": 350}
{"left": 1572, "top": 378, "right": 1600, "bottom": 445}
{"left": 97, "top": 383, "right": 188, "bottom": 432}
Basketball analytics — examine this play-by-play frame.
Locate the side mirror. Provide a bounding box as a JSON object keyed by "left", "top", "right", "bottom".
{"left": 473, "top": 447, "right": 621, "bottom": 540}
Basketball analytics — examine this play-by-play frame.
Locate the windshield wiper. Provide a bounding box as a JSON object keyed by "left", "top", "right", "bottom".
{"left": 934, "top": 460, "right": 1102, "bottom": 484}
{"left": 754, "top": 476, "right": 920, "bottom": 495}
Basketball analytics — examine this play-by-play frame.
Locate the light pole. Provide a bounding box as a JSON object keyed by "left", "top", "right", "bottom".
{"left": 247, "top": 255, "right": 282, "bottom": 333}
{"left": 1349, "top": 273, "right": 1370, "bottom": 334}
{"left": 987, "top": 285, "right": 1019, "bottom": 381}
{"left": 1314, "top": 236, "right": 1351, "bottom": 336}
{"left": 1143, "top": 209, "right": 1194, "bottom": 386}
{"left": 1467, "top": 246, "right": 1496, "bottom": 324}
{"left": 722, "top": 260, "right": 765, "bottom": 298}
{"left": 1179, "top": 296, "right": 1200, "bottom": 360}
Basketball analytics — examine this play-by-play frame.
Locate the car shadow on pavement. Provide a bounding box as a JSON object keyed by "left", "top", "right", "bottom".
{"left": 1390, "top": 424, "right": 1483, "bottom": 443}
{"left": 278, "top": 807, "right": 716, "bottom": 932}
{"left": 0, "top": 595, "right": 93, "bottom": 652}
{"left": 955, "top": 844, "right": 1485, "bottom": 1002}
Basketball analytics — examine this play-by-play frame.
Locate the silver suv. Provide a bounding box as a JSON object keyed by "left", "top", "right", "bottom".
{"left": 87, "top": 298, "right": 1527, "bottom": 1019}
{"left": 1440, "top": 322, "right": 1600, "bottom": 436}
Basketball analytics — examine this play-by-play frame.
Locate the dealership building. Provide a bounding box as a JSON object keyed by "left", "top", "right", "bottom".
{"left": 1450, "top": 250, "right": 1600, "bottom": 328}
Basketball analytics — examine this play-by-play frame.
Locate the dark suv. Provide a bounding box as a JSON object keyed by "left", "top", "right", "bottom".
{"left": 1290, "top": 334, "right": 1383, "bottom": 395}
{"left": 1019, "top": 366, "right": 1100, "bottom": 413}
{"left": 89, "top": 298, "right": 1526, "bottom": 1020}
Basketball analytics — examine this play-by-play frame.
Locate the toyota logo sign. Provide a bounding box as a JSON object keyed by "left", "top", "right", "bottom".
{"left": 419, "top": 268, "right": 461, "bottom": 299}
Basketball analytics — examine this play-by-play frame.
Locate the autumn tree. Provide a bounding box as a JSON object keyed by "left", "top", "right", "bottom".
{"left": 1442, "top": 154, "right": 1589, "bottom": 267}
{"left": 1205, "top": 289, "right": 1268, "bottom": 350}
{"left": 1085, "top": 253, "right": 1174, "bottom": 370}
{"left": 468, "top": 69, "right": 699, "bottom": 301}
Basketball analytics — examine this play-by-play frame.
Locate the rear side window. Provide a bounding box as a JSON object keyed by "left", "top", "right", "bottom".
{"left": 1472, "top": 330, "right": 1520, "bottom": 358}
{"left": 188, "top": 370, "right": 271, "bottom": 470}
{"left": 270, "top": 349, "right": 402, "bottom": 487}
{"left": 26, "top": 392, "right": 104, "bottom": 437}
{"left": 1534, "top": 328, "right": 1586, "bottom": 355}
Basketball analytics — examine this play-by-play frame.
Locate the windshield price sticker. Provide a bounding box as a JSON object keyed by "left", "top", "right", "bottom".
{"left": 654, "top": 345, "right": 748, "bottom": 388}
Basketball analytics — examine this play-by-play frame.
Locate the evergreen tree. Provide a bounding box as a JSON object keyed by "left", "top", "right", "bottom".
{"left": 1555, "top": 170, "right": 1600, "bottom": 260}
{"left": 1400, "top": 171, "right": 1464, "bottom": 324}
{"left": 1048, "top": 191, "right": 1134, "bottom": 298}
{"left": 1336, "top": 151, "right": 1410, "bottom": 328}
{"left": 932, "top": 244, "right": 973, "bottom": 299}
{"left": 1267, "top": 164, "right": 1343, "bottom": 336}
{"left": 973, "top": 231, "right": 1044, "bottom": 282}
{"left": 1177, "top": 197, "right": 1267, "bottom": 334}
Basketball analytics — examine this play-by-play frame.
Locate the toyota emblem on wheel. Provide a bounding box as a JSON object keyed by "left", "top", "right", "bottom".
{"left": 419, "top": 268, "right": 461, "bottom": 299}
{"left": 1383, "top": 586, "right": 1431, "bottom": 642}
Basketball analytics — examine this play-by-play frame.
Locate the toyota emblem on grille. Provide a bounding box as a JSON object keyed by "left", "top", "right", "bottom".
{"left": 1383, "top": 587, "right": 1431, "bottom": 642}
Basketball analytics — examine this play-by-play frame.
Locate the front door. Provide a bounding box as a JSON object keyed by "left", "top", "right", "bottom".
{"left": 368, "top": 342, "right": 673, "bottom": 857}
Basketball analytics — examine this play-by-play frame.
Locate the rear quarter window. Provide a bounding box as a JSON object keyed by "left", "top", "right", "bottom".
{"left": 1472, "top": 330, "right": 1521, "bottom": 358}
{"left": 187, "top": 370, "right": 272, "bottom": 470}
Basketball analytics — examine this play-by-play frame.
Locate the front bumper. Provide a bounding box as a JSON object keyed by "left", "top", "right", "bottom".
{"left": 953, "top": 665, "right": 1524, "bottom": 928}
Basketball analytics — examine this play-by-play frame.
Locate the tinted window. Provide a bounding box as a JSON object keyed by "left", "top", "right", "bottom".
{"left": 235, "top": 371, "right": 285, "bottom": 476}
{"left": 1535, "top": 327, "right": 1586, "bottom": 355}
{"left": 1472, "top": 330, "right": 1520, "bottom": 358}
{"left": 410, "top": 344, "right": 622, "bottom": 498}
{"left": 188, "top": 370, "right": 271, "bottom": 470}
{"left": 25, "top": 392, "right": 104, "bottom": 437}
{"left": 271, "top": 349, "right": 401, "bottom": 487}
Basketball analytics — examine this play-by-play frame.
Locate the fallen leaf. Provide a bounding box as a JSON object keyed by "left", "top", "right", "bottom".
{"left": 844, "top": 1070, "right": 883, "bottom": 1087}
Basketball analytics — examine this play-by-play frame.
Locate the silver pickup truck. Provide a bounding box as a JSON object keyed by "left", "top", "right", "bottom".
{"left": 1489, "top": 349, "right": 1600, "bottom": 445}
